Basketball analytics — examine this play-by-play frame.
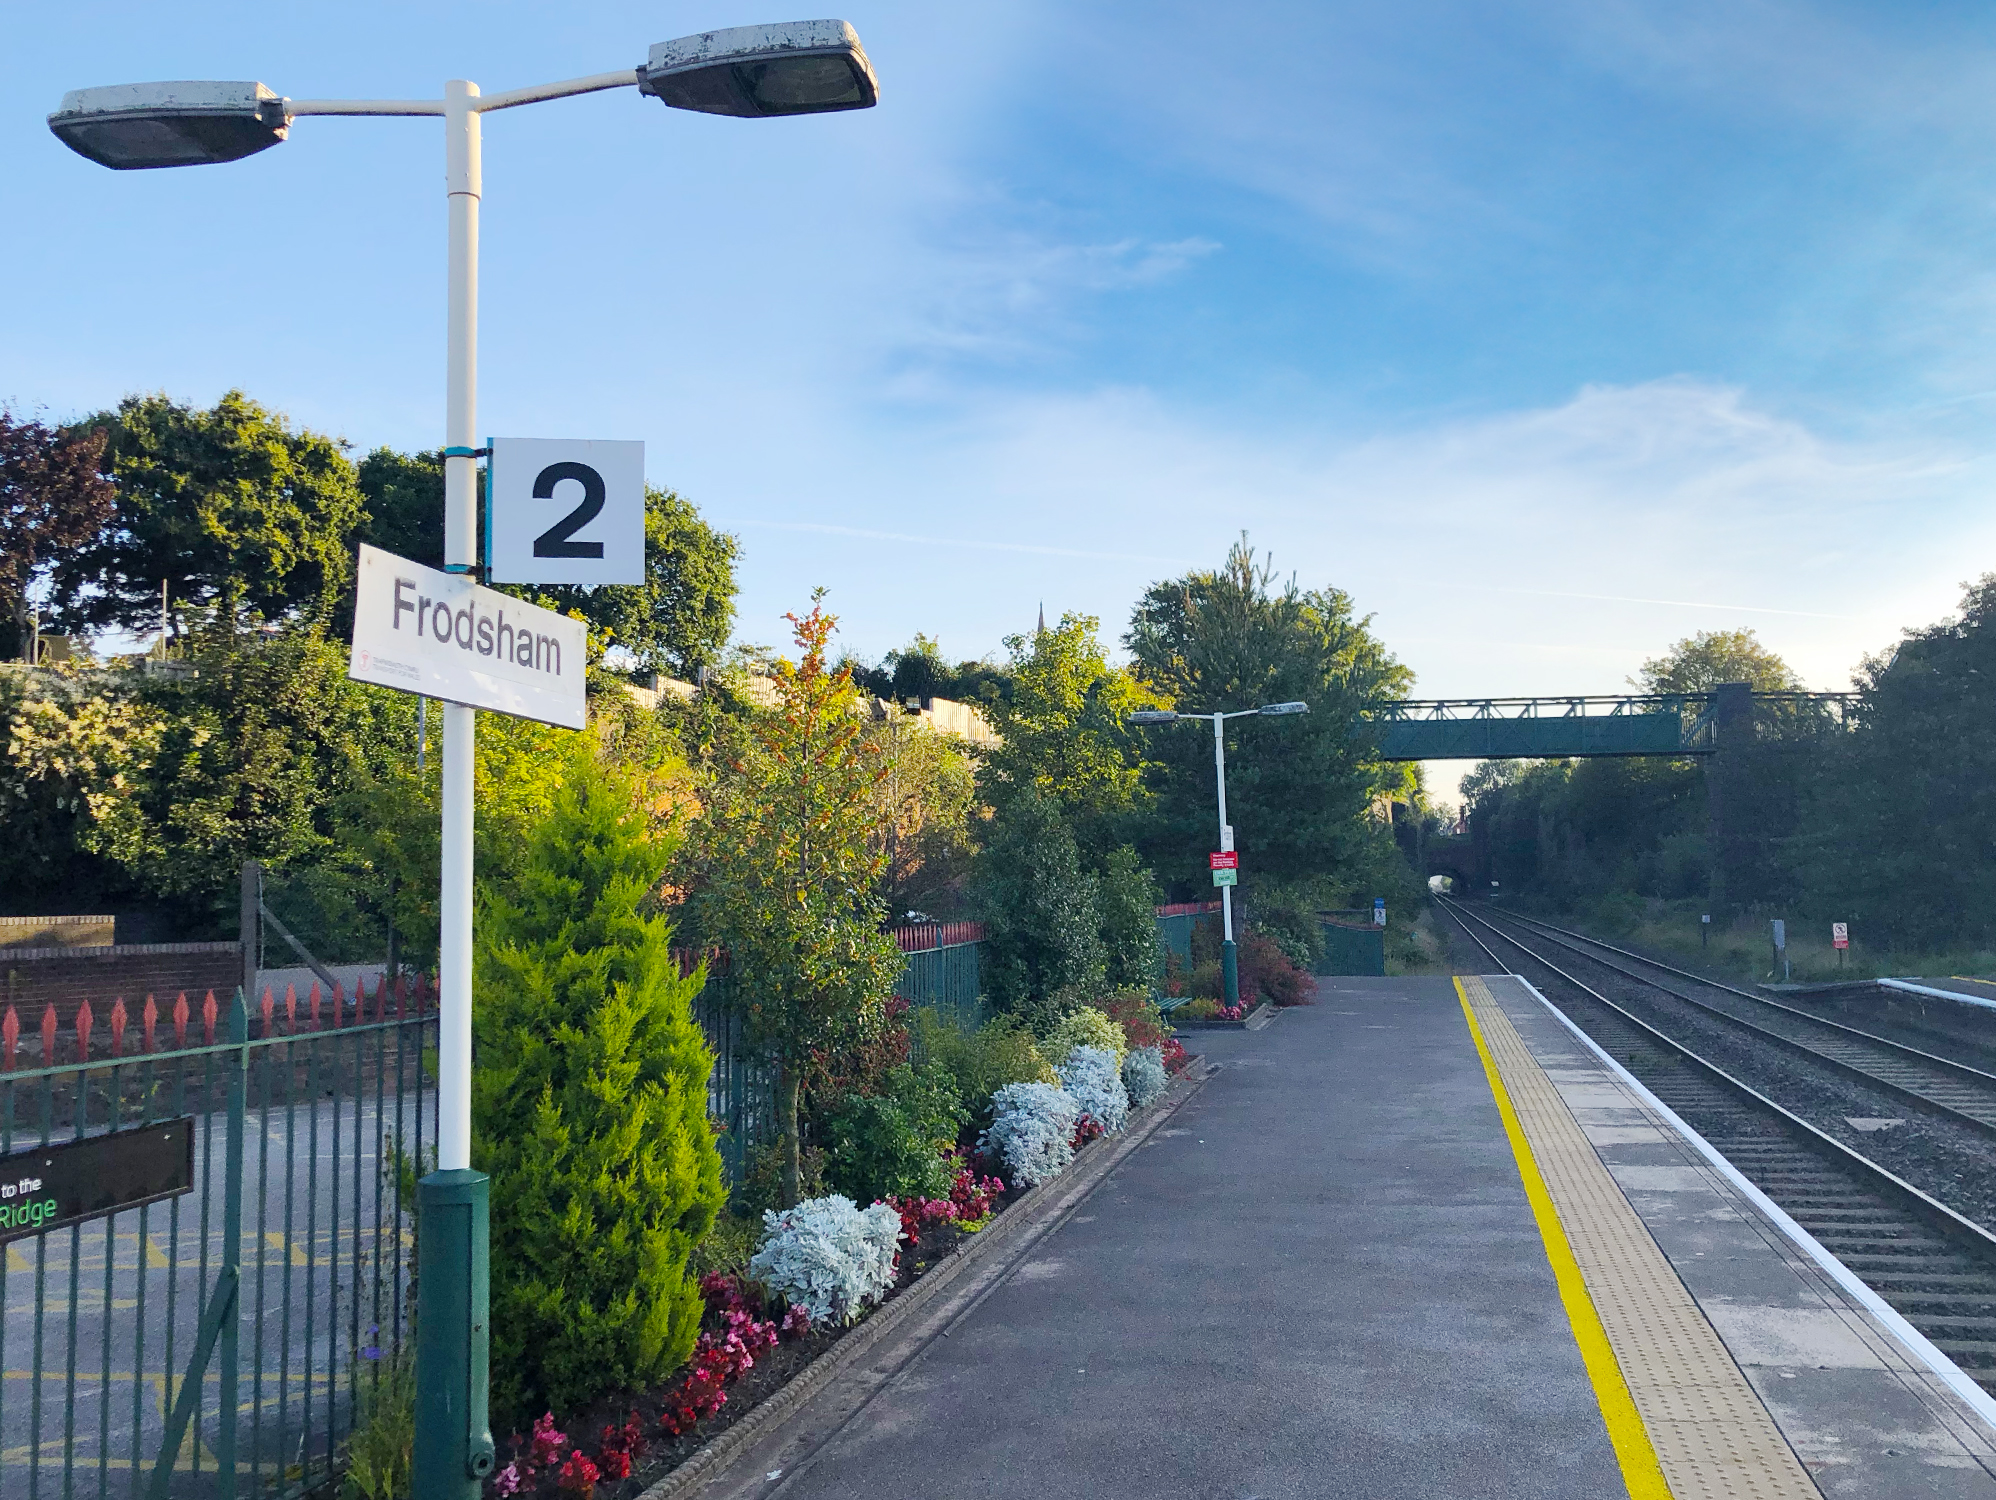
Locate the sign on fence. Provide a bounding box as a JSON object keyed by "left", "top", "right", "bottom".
{"left": 348, "top": 543, "right": 587, "bottom": 728}
{"left": 1832, "top": 922, "right": 1849, "bottom": 950}
{"left": 487, "top": 437, "right": 646, "bottom": 586}
{"left": 0, "top": 1118, "right": 193, "bottom": 1243}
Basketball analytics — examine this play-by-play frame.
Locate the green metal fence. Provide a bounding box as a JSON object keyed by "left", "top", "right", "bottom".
{"left": 1, "top": 979, "right": 432, "bottom": 1500}
{"left": 893, "top": 943, "right": 983, "bottom": 1032}
{"left": 685, "top": 934, "right": 988, "bottom": 1183}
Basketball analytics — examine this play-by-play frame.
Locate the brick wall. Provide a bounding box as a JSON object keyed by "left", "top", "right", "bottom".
{"left": 0, "top": 943, "right": 243, "bottom": 1023}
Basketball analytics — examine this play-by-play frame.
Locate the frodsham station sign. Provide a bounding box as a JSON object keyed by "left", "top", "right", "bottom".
{"left": 348, "top": 543, "right": 587, "bottom": 729}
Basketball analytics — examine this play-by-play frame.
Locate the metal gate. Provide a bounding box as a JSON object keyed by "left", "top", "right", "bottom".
{"left": 1, "top": 979, "right": 433, "bottom": 1499}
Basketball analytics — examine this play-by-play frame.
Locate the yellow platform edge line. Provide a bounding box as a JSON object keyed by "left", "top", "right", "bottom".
{"left": 1454, "top": 976, "right": 1673, "bottom": 1500}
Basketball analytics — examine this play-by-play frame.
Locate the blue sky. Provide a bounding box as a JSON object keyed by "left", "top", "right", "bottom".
{"left": 10, "top": 1, "right": 1996, "bottom": 773}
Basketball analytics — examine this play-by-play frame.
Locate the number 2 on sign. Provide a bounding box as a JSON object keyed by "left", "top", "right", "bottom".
{"left": 531, "top": 462, "right": 607, "bottom": 559}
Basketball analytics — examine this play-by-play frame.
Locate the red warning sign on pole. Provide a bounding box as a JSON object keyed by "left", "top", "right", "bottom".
{"left": 1832, "top": 923, "right": 1849, "bottom": 950}
{"left": 1209, "top": 851, "right": 1238, "bottom": 870}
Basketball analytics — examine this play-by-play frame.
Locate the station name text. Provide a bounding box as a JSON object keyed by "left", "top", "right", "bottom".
{"left": 392, "top": 578, "right": 563, "bottom": 676}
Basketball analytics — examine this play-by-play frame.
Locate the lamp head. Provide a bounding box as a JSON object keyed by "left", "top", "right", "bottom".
{"left": 49, "top": 81, "right": 288, "bottom": 169}
{"left": 1127, "top": 710, "right": 1179, "bottom": 726}
{"left": 639, "top": 19, "right": 878, "bottom": 118}
{"left": 1259, "top": 701, "right": 1309, "bottom": 716}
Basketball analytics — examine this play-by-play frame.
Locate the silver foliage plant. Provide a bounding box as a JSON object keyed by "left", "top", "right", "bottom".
{"left": 1058, "top": 1045, "right": 1130, "bottom": 1134}
{"left": 1121, "top": 1045, "right": 1168, "bottom": 1110}
{"left": 749, "top": 1195, "right": 903, "bottom": 1327}
{"left": 980, "top": 1081, "right": 1079, "bottom": 1188}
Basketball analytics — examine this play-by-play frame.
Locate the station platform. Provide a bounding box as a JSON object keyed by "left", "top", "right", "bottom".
{"left": 709, "top": 977, "right": 1996, "bottom": 1499}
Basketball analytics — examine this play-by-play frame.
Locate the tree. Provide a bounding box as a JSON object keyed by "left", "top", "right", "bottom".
{"left": 472, "top": 738, "right": 724, "bottom": 1424}
{"left": 688, "top": 596, "right": 903, "bottom": 1206}
{"left": 530, "top": 487, "right": 739, "bottom": 678}
{"left": 868, "top": 704, "right": 981, "bottom": 919}
{"left": 1126, "top": 536, "right": 1412, "bottom": 894}
{"left": 979, "top": 612, "right": 1161, "bottom": 864}
{"left": 354, "top": 446, "right": 446, "bottom": 569}
{"left": 1634, "top": 629, "right": 1802, "bottom": 694}
{"left": 0, "top": 413, "right": 115, "bottom": 660}
{"left": 886, "top": 633, "right": 949, "bottom": 704}
{"left": 1791, "top": 577, "right": 1996, "bottom": 947}
{"left": 973, "top": 788, "right": 1107, "bottom": 1028}
{"left": 51, "top": 392, "right": 364, "bottom": 638}
{"left": 1096, "top": 844, "right": 1163, "bottom": 990}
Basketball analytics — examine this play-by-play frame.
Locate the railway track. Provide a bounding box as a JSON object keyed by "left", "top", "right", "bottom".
{"left": 1480, "top": 906, "right": 1996, "bottom": 1133}
{"left": 1438, "top": 896, "right": 1996, "bottom": 1393}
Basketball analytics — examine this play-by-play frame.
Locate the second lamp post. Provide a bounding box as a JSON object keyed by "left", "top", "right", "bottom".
{"left": 1130, "top": 701, "right": 1308, "bottom": 1009}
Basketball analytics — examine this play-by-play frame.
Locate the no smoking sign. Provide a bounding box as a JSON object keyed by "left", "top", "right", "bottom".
{"left": 488, "top": 437, "right": 646, "bottom": 586}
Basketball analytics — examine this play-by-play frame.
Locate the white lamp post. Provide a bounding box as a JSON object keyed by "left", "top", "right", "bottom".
{"left": 51, "top": 23, "right": 877, "bottom": 1498}
{"left": 1129, "top": 701, "right": 1308, "bottom": 1010}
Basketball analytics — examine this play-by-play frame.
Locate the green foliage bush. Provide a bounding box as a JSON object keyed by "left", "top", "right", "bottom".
{"left": 1046, "top": 1006, "right": 1127, "bottom": 1065}
{"left": 736, "top": 1142, "right": 827, "bottom": 1220}
{"left": 911, "top": 1010, "right": 1057, "bottom": 1118}
{"left": 471, "top": 739, "right": 725, "bottom": 1427}
{"left": 823, "top": 1062, "right": 968, "bottom": 1202}
{"left": 1097, "top": 845, "right": 1163, "bottom": 989}
{"left": 974, "top": 788, "right": 1106, "bottom": 1028}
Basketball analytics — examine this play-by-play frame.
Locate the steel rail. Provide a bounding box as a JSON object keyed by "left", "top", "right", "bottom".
{"left": 1499, "top": 907, "right": 1996, "bottom": 1088}
{"left": 1438, "top": 895, "right": 1996, "bottom": 1258}
{"left": 1463, "top": 904, "right": 1996, "bottom": 1139}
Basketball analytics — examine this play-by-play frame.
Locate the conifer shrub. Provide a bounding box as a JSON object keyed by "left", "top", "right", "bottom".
{"left": 472, "top": 740, "right": 725, "bottom": 1427}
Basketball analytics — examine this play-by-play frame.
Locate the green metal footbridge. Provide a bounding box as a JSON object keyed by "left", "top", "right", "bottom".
{"left": 1362, "top": 688, "right": 1856, "bottom": 761}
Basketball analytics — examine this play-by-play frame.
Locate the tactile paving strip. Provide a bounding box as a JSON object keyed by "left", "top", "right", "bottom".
{"left": 1459, "top": 975, "right": 1823, "bottom": 1500}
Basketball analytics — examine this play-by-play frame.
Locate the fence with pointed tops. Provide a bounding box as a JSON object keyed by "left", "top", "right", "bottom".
{"left": 0, "top": 975, "right": 434, "bottom": 1500}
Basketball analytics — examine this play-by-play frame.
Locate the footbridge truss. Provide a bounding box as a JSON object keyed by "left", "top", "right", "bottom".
{"left": 1362, "top": 690, "right": 1856, "bottom": 761}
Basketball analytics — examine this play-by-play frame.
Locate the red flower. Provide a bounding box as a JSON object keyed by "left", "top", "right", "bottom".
{"left": 556, "top": 1450, "right": 599, "bottom": 1498}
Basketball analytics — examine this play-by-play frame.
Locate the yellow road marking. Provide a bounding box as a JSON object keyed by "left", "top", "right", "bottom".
{"left": 1455, "top": 977, "right": 1672, "bottom": 1500}
{"left": 263, "top": 1231, "right": 312, "bottom": 1267}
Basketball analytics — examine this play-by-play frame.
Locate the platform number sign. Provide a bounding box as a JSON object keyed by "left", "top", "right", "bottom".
{"left": 487, "top": 438, "right": 645, "bottom": 587}
{"left": 1832, "top": 923, "right": 1849, "bottom": 950}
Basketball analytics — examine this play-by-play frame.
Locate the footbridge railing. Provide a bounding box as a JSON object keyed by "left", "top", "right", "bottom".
{"left": 1362, "top": 691, "right": 1856, "bottom": 761}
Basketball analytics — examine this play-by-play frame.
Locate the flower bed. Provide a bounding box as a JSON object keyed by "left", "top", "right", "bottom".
{"left": 477, "top": 1026, "right": 1194, "bottom": 1500}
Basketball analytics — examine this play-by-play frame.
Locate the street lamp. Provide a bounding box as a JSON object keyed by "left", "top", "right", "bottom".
{"left": 1128, "top": 701, "right": 1310, "bottom": 1010}
{"left": 51, "top": 24, "right": 876, "bottom": 1500}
